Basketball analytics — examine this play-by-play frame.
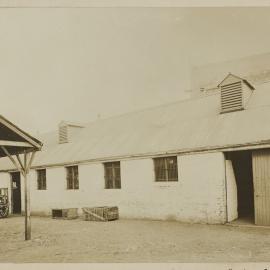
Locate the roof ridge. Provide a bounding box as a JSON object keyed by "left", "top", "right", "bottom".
{"left": 84, "top": 91, "right": 220, "bottom": 127}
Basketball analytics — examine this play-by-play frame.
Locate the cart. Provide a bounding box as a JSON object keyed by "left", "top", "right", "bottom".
{"left": 0, "top": 195, "right": 9, "bottom": 218}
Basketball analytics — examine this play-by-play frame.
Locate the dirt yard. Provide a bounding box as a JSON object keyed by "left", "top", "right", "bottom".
{"left": 0, "top": 216, "right": 270, "bottom": 263}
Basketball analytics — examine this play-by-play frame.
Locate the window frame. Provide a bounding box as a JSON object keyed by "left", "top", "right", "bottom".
{"left": 104, "top": 161, "right": 121, "bottom": 189}
{"left": 36, "top": 169, "right": 47, "bottom": 190}
{"left": 66, "top": 165, "right": 79, "bottom": 190}
{"left": 153, "top": 156, "right": 178, "bottom": 182}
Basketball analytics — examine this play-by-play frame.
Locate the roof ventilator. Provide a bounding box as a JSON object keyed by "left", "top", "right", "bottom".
{"left": 58, "top": 121, "right": 84, "bottom": 144}
{"left": 218, "top": 73, "right": 254, "bottom": 114}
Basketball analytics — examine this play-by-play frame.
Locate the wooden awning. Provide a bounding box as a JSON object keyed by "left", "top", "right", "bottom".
{"left": 0, "top": 115, "right": 42, "bottom": 240}
{"left": 0, "top": 115, "right": 42, "bottom": 156}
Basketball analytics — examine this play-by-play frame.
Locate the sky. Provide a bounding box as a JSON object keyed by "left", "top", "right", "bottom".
{"left": 1, "top": 7, "right": 270, "bottom": 136}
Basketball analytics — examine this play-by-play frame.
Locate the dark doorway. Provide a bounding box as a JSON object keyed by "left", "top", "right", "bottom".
{"left": 10, "top": 172, "right": 21, "bottom": 214}
{"left": 226, "top": 150, "right": 254, "bottom": 222}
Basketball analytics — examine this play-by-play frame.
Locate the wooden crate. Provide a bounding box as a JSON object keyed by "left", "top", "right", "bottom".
{"left": 82, "top": 206, "right": 119, "bottom": 221}
{"left": 52, "top": 208, "right": 78, "bottom": 219}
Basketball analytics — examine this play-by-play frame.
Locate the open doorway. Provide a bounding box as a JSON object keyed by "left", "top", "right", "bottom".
{"left": 226, "top": 150, "right": 254, "bottom": 224}
{"left": 10, "top": 172, "right": 21, "bottom": 214}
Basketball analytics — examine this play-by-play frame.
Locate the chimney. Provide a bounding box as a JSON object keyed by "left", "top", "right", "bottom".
{"left": 58, "top": 121, "right": 84, "bottom": 144}
{"left": 218, "top": 73, "right": 254, "bottom": 114}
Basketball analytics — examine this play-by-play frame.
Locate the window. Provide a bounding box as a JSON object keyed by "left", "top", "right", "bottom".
{"left": 104, "top": 162, "right": 121, "bottom": 189}
{"left": 66, "top": 166, "right": 79, "bottom": 190}
{"left": 37, "top": 169, "right": 46, "bottom": 190}
{"left": 153, "top": 156, "right": 178, "bottom": 182}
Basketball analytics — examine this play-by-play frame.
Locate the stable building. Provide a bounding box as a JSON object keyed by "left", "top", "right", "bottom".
{"left": 1, "top": 73, "right": 270, "bottom": 226}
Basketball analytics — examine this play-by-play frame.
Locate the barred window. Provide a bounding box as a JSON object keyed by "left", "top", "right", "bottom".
{"left": 104, "top": 162, "right": 121, "bottom": 189}
{"left": 37, "top": 169, "right": 46, "bottom": 190}
{"left": 154, "top": 156, "right": 178, "bottom": 182}
{"left": 66, "top": 166, "right": 79, "bottom": 190}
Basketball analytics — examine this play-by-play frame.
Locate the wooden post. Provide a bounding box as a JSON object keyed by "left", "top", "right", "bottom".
{"left": 1, "top": 146, "right": 36, "bottom": 240}
{"left": 24, "top": 152, "right": 31, "bottom": 241}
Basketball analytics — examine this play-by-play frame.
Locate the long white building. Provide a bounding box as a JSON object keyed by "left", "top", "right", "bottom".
{"left": 1, "top": 73, "right": 270, "bottom": 226}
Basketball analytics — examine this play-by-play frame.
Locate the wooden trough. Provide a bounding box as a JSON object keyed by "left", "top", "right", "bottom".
{"left": 82, "top": 206, "right": 119, "bottom": 221}
{"left": 52, "top": 208, "right": 78, "bottom": 220}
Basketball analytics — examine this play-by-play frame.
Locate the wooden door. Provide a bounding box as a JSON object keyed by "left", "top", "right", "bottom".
{"left": 252, "top": 149, "right": 270, "bottom": 225}
{"left": 10, "top": 172, "right": 21, "bottom": 214}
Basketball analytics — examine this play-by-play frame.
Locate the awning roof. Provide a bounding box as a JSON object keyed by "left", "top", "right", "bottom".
{"left": 0, "top": 115, "right": 42, "bottom": 157}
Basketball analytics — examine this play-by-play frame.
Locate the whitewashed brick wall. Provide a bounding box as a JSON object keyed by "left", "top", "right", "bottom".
{"left": 0, "top": 152, "right": 227, "bottom": 224}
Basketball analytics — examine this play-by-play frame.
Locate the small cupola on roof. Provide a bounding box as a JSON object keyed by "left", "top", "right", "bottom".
{"left": 58, "top": 121, "right": 84, "bottom": 144}
{"left": 218, "top": 73, "right": 255, "bottom": 113}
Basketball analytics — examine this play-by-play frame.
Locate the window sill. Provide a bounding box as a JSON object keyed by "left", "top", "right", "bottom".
{"left": 154, "top": 181, "right": 179, "bottom": 188}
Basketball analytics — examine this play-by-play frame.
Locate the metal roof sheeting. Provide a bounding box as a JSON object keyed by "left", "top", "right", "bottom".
{"left": 1, "top": 82, "right": 270, "bottom": 170}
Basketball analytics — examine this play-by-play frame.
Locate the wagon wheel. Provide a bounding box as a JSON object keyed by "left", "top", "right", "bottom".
{"left": 0, "top": 206, "right": 8, "bottom": 218}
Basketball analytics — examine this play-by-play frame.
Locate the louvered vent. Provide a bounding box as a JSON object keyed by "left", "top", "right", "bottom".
{"left": 58, "top": 121, "right": 84, "bottom": 144}
{"left": 59, "top": 125, "right": 68, "bottom": 144}
{"left": 221, "top": 81, "right": 243, "bottom": 113}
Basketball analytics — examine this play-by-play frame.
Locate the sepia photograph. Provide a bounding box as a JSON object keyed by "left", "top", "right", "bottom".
{"left": 0, "top": 0, "right": 270, "bottom": 268}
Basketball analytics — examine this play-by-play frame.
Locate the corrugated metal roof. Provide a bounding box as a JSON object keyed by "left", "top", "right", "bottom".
{"left": 1, "top": 81, "right": 270, "bottom": 170}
